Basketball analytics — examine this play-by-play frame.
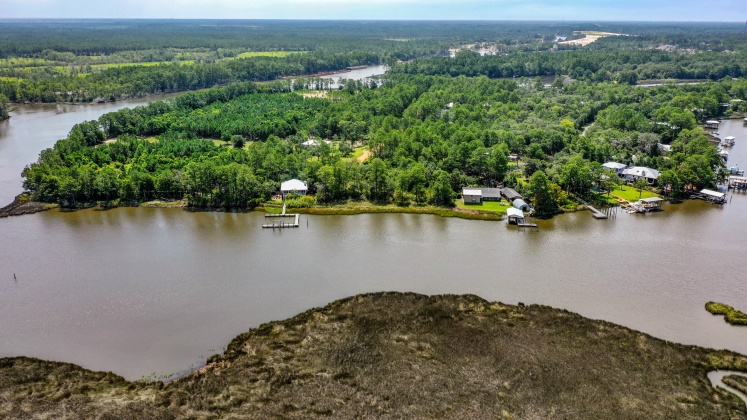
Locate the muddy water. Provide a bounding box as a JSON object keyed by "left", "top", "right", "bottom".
{"left": 1, "top": 113, "right": 747, "bottom": 380}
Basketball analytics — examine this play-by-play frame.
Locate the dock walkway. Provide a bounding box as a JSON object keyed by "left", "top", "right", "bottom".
{"left": 263, "top": 213, "right": 300, "bottom": 228}
{"left": 574, "top": 196, "right": 608, "bottom": 219}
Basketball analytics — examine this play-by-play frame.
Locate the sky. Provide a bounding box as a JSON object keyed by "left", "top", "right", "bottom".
{"left": 1, "top": 0, "right": 746, "bottom": 21}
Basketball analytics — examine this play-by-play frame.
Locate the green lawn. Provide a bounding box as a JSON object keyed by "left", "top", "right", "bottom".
{"left": 610, "top": 186, "right": 659, "bottom": 202}
{"left": 353, "top": 146, "right": 369, "bottom": 159}
{"left": 456, "top": 199, "right": 512, "bottom": 214}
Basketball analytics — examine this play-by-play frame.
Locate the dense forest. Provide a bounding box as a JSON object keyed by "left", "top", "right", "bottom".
{"left": 21, "top": 69, "right": 742, "bottom": 216}
{"left": 2, "top": 20, "right": 747, "bottom": 103}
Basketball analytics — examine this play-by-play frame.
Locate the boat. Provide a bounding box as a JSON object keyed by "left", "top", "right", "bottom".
{"left": 721, "top": 136, "right": 736, "bottom": 147}
{"left": 728, "top": 164, "right": 745, "bottom": 176}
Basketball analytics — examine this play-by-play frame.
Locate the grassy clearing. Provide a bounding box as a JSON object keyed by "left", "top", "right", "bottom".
{"left": 706, "top": 302, "right": 747, "bottom": 326}
{"left": 2, "top": 292, "right": 747, "bottom": 418}
{"left": 235, "top": 51, "right": 302, "bottom": 59}
{"left": 456, "top": 199, "right": 512, "bottom": 215}
{"left": 611, "top": 186, "right": 659, "bottom": 202}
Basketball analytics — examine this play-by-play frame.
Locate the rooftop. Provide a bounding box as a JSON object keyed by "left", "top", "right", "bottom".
{"left": 281, "top": 179, "right": 308, "bottom": 191}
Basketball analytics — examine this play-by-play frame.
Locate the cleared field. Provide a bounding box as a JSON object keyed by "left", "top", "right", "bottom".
{"left": 559, "top": 31, "right": 626, "bottom": 47}
{"left": 235, "top": 51, "right": 303, "bottom": 59}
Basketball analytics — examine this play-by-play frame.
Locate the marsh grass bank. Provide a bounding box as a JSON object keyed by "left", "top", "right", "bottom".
{"left": 1, "top": 293, "right": 746, "bottom": 418}
{"left": 706, "top": 302, "right": 747, "bottom": 326}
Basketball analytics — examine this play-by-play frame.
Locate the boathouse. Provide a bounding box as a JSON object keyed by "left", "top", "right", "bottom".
{"left": 697, "top": 189, "right": 727, "bottom": 204}
{"left": 506, "top": 208, "right": 525, "bottom": 225}
{"left": 639, "top": 197, "right": 664, "bottom": 211}
{"left": 602, "top": 162, "right": 627, "bottom": 176}
{"left": 280, "top": 179, "right": 308, "bottom": 199}
{"left": 501, "top": 188, "right": 523, "bottom": 202}
{"left": 705, "top": 120, "right": 720, "bottom": 130}
{"left": 622, "top": 166, "right": 660, "bottom": 185}
{"left": 462, "top": 188, "right": 482, "bottom": 204}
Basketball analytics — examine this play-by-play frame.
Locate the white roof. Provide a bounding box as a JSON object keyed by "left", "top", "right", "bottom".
{"left": 302, "top": 139, "right": 332, "bottom": 146}
{"left": 603, "top": 162, "right": 627, "bottom": 170}
{"left": 724, "top": 136, "right": 736, "bottom": 140}
{"left": 622, "top": 166, "right": 660, "bottom": 179}
{"left": 706, "top": 120, "right": 720, "bottom": 125}
{"left": 506, "top": 208, "right": 524, "bottom": 218}
{"left": 700, "top": 189, "right": 725, "bottom": 198}
{"left": 281, "top": 179, "right": 308, "bottom": 191}
{"left": 463, "top": 189, "right": 483, "bottom": 196}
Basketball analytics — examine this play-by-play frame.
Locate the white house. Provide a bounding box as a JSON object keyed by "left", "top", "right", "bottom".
{"left": 622, "top": 167, "right": 660, "bottom": 185}
{"left": 602, "top": 162, "right": 627, "bottom": 176}
{"left": 280, "top": 179, "right": 308, "bottom": 198}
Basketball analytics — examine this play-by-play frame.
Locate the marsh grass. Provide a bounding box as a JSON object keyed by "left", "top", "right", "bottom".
{"left": 706, "top": 302, "right": 747, "bottom": 326}
{"left": 2, "top": 293, "right": 747, "bottom": 418}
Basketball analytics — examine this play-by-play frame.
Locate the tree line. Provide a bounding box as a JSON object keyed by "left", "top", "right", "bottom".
{"left": 20, "top": 70, "right": 741, "bottom": 215}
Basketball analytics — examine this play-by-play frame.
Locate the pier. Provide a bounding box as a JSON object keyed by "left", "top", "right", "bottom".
{"left": 574, "top": 196, "right": 609, "bottom": 219}
{"left": 263, "top": 213, "right": 300, "bottom": 228}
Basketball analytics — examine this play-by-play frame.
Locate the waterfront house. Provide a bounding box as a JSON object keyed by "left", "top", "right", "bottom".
{"left": 281, "top": 179, "right": 308, "bottom": 199}
{"left": 622, "top": 166, "right": 660, "bottom": 185}
{"left": 462, "top": 188, "right": 482, "bottom": 204}
{"left": 462, "top": 187, "right": 502, "bottom": 204}
{"left": 602, "top": 162, "right": 627, "bottom": 176}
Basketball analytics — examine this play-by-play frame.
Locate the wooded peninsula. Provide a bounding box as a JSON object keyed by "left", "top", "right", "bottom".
{"left": 3, "top": 20, "right": 747, "bottom": 218}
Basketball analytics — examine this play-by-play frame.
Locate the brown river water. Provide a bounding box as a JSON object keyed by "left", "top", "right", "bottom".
{"left": 1, "top": 92, "right": 746, "bottom": 380}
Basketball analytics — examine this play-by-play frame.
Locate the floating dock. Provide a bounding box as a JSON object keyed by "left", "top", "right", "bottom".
{"left": 263, "top": 213, "right": 300, "bottom": 228}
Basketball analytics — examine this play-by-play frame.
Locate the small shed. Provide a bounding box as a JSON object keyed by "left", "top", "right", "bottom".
{"left": 462, "top": 188, "right": 483, "bottom": 204}
{"left": 513, "top": 199, "right": 531, "bottom": 212}
{"left": 506, "top": 208, "right": 525, "bottom": 225}
{"left": 502, "top": 188, "right": 523, "bottom": 201}
{"left": 281, "top": 179, "right": 308, "bottom": 199}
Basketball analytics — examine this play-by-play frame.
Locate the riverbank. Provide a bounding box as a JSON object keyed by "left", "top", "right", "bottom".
{"left": 261, "top": 201, "right": 504, "bottom": 221}
{"left": 0, "top": 194, "right": 57, "bottom": 218}
{"left": 1, "top": 292, "right": 746, "bottom": 418}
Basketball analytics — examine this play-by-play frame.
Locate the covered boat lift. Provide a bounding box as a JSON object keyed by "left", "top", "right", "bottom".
{"left": 506, "top": 208, "right": 525, "bottom": 225}
{"left": 695, "top": 189, "right": 727, "bottom": 204}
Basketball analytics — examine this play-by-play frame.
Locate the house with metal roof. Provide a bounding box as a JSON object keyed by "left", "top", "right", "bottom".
{"left": 280, "top": 179, "right": 308, "bottom": 198}
{"left": 602, "top": 162, "right": 627, "bottom": 175}
{"left": 501, "top": 188, "right": 523, "bottom": 201}
{"left": 622, "top": 167, "right": 660, "bottom": 184}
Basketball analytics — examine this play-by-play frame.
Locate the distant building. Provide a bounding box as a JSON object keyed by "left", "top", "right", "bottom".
{"left": 602, "top": 162, "right": 627, "bottom": 176}
{"left": 301, "top": 139, "right": 332, "bottom": 147}
{"left": 281, "top": 179, "right": 308, "bottom": 199}
{"left": 622, "top": 167, "right": 660, "bottom": 184}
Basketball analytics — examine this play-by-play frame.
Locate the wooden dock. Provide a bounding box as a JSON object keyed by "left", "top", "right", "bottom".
{"left": 574, "top": 196, "right": 608, "bottom": 219}
{"left": 263, "top": 213, "right": 300, "bottom": 228}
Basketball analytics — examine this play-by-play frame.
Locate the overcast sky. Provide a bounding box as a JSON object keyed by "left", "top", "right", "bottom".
{"left": 1, "top": 0, "right": 746, "bottom": 21}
